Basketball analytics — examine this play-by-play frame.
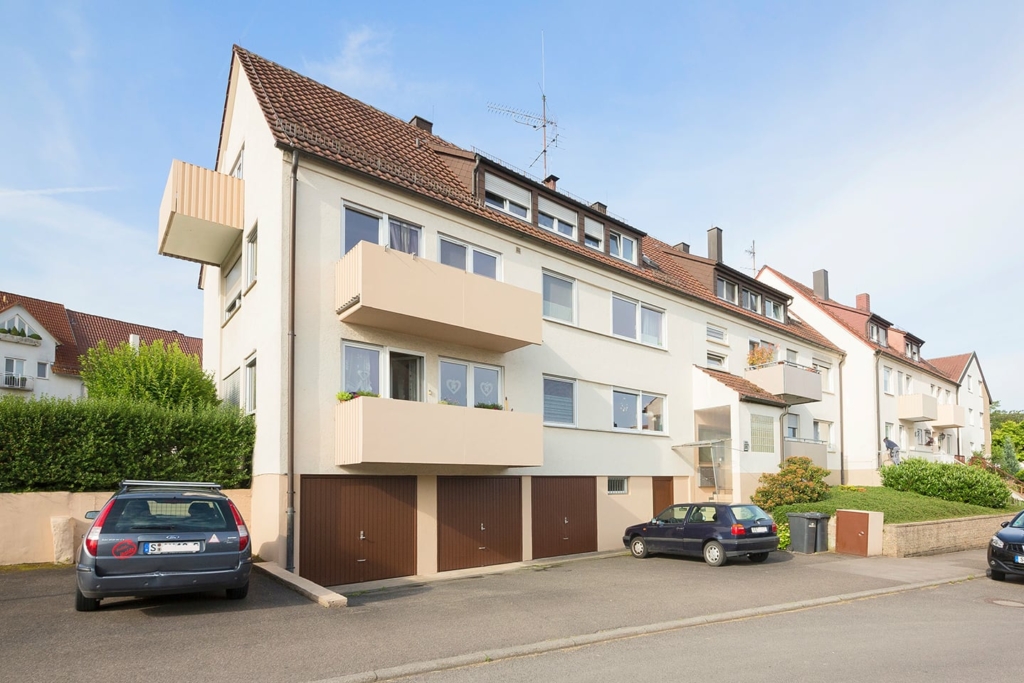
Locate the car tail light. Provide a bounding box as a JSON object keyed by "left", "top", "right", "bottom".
{"left": 731, "top": 524, "right": 746, "bottom": 536}
{"left": 228, "top": 500, "right": 249, "bottom": 552}
{"left": 84, "top": 499, "right": 116, "bottom": 556}
{"left": 772, "top": 523, "right": 778, "bottom": 533}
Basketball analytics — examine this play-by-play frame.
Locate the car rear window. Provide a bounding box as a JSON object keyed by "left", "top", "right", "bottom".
{"left": 105, "top": 496, "right": 235, "bottom": 533}
{"left": 731, "top": 505, "right": 772, "bottom": 522}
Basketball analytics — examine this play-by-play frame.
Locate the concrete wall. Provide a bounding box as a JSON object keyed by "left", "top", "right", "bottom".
{"left": 596, "top": 475, "right": 652, "bottom": 551}
{"left": 881, "top": 513, "right": 1016, "bottom": 558}
{"left": 0, "top": 489, "right": 252, "bottom": 566}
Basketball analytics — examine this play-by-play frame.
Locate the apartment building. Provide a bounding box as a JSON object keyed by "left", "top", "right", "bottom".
{"left": 156, "top": 46, "right": 843, "bottom": 587}
{"left": 929, "top": 352, "right": 992, "bottom": 456}
{"left": 757, "top": 268, "right": 989, "bottom": 481}
{"left": 0, "top": 291, "right": 201, "bottom": 399}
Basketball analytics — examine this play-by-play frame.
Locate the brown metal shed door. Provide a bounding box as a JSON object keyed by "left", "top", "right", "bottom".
{"left": 299, "top": 476, "right": 417, "bottom": 587}
{"left": 531, "top": 477, "right": 598, "bottom": 560}
{"left": 437, "top": 477, "right": 522, "bottom": 572}
{"left": 835, "top": 510, "right": 869, "bottom": 556}
{"left": 652, "top": 477, "right": 674, "bottom": 518}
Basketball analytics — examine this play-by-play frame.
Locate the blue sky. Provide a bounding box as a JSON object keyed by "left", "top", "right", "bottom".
{"left": 1, "top": 1, "right": 1021, "bottom": 407}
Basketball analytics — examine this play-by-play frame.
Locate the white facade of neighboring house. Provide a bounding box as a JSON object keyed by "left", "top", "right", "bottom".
{"left": 157, "top": 46, "right": 845, "bottom": 587}
{"left": 0, "top": 307, "right": 80, "bottom": 399}
{"left": 929, "top": 352, "right": 992, "bottom": 457}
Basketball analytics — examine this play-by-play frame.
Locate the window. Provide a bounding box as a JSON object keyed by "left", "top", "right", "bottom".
{"left": 612, "top": 295, "right": 664, "bottom": 347}
{"left": 230, "top": 149, "right": 243, "bottom": 179}
{"left": 388, "top": 218, "right": 421, "bottom": 255}
{"left": 869, "top": 323, "right": 888, "bottom": 347}
{"left": 342, "top": 343, "right": 381, "bottom": 395}
{"left": 537, "top": 197, "right": 577, "bottom": 239}
{"left": 245, "top": 228, "right": 258, "bottom": 289}
{"left": 706, "top": 324, "right": 727, "bottom": 343}
{"left": 613, "top": 389, "right": 639, "bottom": 429}
{"left": 786, "top": 349, "right": 799, "bottom": 363}
{"left": 814, "top": 421, "right": 835, "bottom": 448}
{"left": 642, "top": 394, "right": 665, "bottom": 432}
{"left": 1, "top": 314, "right": 37, "bottom": 336}
{"left": 915, "top": 428, "right": 925, "bottom": 446}
{"left": 390, "top": 352, "right": 423, "bottom": 402}
{"left": 543, "top": 376, "right": 575, "bottom": 425}
{"left": 439, "top": 236, "right": 498, "bottom": 279}
{"left": 484, "top": 173, "right": 530, "bottom": 220}
{"left": 813, "top": 361, "right": 832, "bottom": 392}
{"left": 969, "top": 408, "right": 974, "bottom": 426}
{"left": 741, "top": 289, "right": 761, "bottom": 314}
{"left": 36, "top": 362, "right": 48, "bottom": 379}
{"left": 223, "top": 255, "right": 242, "bottom": 321}
{"left": 244, "top": 357, "right": 257, "bottom": 414}
{"left": 967, "top": 375, "right": 973, "bottom": 393}
{"left": 899, "top": 425, "right": 907, "bottom": 450}
{"left": 904, "top": 341, "right": 920, "bottom": 361}
{"left": 343, "top": 206, "right": 380, "bottom": 255}
{"left": 786, "top": 414, "right": 799, "bottom": 439}
{"left": 764, "top": 299, "right": 784, "bottom": 322}
{"left": 706, "top": 352, "right": 726, "bottom": 369}
{"left": 609, "top": 232, "right": 637, "bottom": 263}
{"left": 749, "top": 339, "right": 776, "bottom": 356}
{"left": 4, "top": 358, "right": 26, "bottom": 388}
{"left": 439, "top": 359, "right": 502, "bottom": 408}
{"left": 584, "top": 217, "right": 604, "bottom": 251}
{"left": 222, "top": 368, "right": 240, "bottom": 408}
{"left": 689, "top": 505, "right": 718, "bottom": 524}
{"left": 883, "top": 367, "right": 893, "bottom": 394}
{"left": 607, "top": 477, "right": 628, "bottom": 494}
{"left": 542, "top": 272, "right": 575, "bottom": 323}
{"left": 945, "top": 389, "right": 952, "bottom": 404}
{"left": 716, "top": 278, "right": 738, "bottom": 304}
{"left": 751, "top": 415, "right": 774, "bottom": 453}
{"left": 884, "top": 422, "right": 894, "bottom": 440}
{"left": 904, "top": 374, "right": 913, "bottom": 395}
{"left": 896, "top": 371, "right": 904, "bottom": 396}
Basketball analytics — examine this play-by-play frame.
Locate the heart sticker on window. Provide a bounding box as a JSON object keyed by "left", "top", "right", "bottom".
{"left": 446, "top": 379, "right": 462, "bottom": 393}
{"left": 479, "top": 382, "right": 493, "bottom": 397}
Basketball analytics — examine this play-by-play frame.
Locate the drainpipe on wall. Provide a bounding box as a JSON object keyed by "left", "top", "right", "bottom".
{"left": 285, "top": 149, "right": 299, "bottom": 573}
{"left": 838, "top": 355, "right": 846, "bottom": 485}
{"left": 779, "top": 406, "right": 790, "bottom": 467}
{"left": 874, "top": 351, "right": 882, "bottom": 470}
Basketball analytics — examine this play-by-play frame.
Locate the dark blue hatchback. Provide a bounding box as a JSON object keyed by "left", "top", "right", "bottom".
{"left": 987, "top": 510, "right": 1024, "bottom": 581}
{"left": 623, "top": 502, "right": 779, "bottom": 566}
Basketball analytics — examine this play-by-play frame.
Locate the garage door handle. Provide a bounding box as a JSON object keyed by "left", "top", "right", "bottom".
{"left": 360, "top": 530, "right": 365, "bottom": 540}
{"left": 564, "top": 517, "right": 569, "bottom": 524}
{"left": 480, "top": 523, "right": 485, "bottom": 531}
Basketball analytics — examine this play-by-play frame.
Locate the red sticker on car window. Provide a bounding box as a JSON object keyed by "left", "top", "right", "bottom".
{"left": 112, "top": 540, "right": 137, "bottom": 559}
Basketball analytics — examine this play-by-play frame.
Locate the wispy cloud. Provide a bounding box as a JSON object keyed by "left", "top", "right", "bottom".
{"left": 0, "top": 186, "right": 117, "bottom": 198}
{"left": 304, "top": 27, "right": 396, "bottom": 96}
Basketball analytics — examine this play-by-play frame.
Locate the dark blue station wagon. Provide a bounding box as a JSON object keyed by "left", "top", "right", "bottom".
{"left": 623, "top": 503, "right": 779, "bottom": 566}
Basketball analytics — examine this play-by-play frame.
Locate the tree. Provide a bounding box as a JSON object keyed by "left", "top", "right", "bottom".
{"left": 80, "top": 340, "right": 219, "bottom": 409}
{"left": 992, "top": 420, "right": 1024, "bottom": 465}
{"left": 991, "top": 401, "right": 1024, "bottom": 431}
{"left": 997, "top": 436, "right": 1019, "bottom": 475}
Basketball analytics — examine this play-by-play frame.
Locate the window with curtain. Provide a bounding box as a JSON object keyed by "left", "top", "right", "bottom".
{"left": 342, "top": 344, "right": 380, "bottom": 395}
{"left": 388, "top": 218, "right": 421, "bottom": 255}
{"left": 222, "top": 368, "right": 240, "bottom": 408}
{"left": 543, "top": 377, "right": 575, "bottom": 425}
{"left": 640, "top": 306, "right": 663, "bottom": 346}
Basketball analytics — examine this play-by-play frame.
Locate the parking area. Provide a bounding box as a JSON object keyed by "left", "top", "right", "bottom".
{"left": 0, "top": 549, "right": 989, "bottom": 682}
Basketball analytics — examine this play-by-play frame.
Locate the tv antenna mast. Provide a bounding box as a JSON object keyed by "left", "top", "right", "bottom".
{"left": 487, "top": 31, "right": 559, "bottom": 177}
{"left": 743, "top": 241, "right": 757, "bottom": 272}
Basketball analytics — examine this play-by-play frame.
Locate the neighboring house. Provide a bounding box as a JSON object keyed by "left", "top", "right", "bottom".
{"left": 156, "top": 46, "right": 844, "bottom": 587}
{"left": 929, "top": 352, "right": 992, "bottom": 457}
{"left": 0, "top": 291, "right": 202, "bottom": 399}
{"left": 757, "top": 268, "right": 986, "bottom": 482}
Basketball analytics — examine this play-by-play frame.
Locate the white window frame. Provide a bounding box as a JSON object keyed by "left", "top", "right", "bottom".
{"left": 230, "top": 147, "right": 243, "bottom": 179}
{"left": 244, "top": 355, "right": 257, "bottom": 415}
{"left": 584, "top": 217, "right": 604, "bottom": 251}
{"left": 904, "top": 374, "right": 913, "bottom": 395}
{"left": 883, "top": 366, "right": 893, "bottom": 394}
{"left": 969, "top": 408, "right": 974, "bottom": 426}
{"left": 542, "top": 375, "right": 576, "bottom": 427}
{"left": 706, "top": 324, "right": 728, "bottom": 344}
{"left": 342, "top": 201, "right": 424, "bottom": 258}
{"left": 885, "top": 422, "right": 894, "bottom": 439}
{"left": 4, "top": 358, "right": 26, "bottom": 382}
{"left": 716, "top": 277, "right": 738, "bottom": 304}
{"left": 967, "top": 375, "right": 973, "bottom": 393}
{"left": 786, "top": 349, "right": 799, "bottom": 363}
{"left": 869, "top": 323, "right": 888, "bottom": 347}
{"left": 36, "top": 361, "right": 48, "bottom": 379}
{"left": 438, "top": 358, "right": 503, "bottom": 408}
{"left": 537, "top": 197, "right": 577, "bottom": 240}
{"left": 1, "top": 314, "right": 37, "bottom": 336}
{"left": 610, "top": 388, "right": 666, "bottom": 433}
{"left": 245, "top": 226, "right": 258, "bottom": 290}
{"left": 222, "top": 367, "right": 241, "bottom": 408}
{"left": 813, "top": 360, "right": 833, "bottom": 393}
{"left": 706, "top": 351, "right": 726, "bottom": 369}
{"left": 484, "top": 173, "right": 531, "bottom": 221}
{"left": 438, "top": 234, "right": 501, "bottom": 280}
{"left": 607, "top": 477, "right": 628, "bottom": 495}
{"left": 542, "top": 271, "right": 576, "bottom": 324}
{"left": 223, "top": 254, "right": 242, "bottom": 323}
{"left": 786, "top": 413, "right": 799, "bottom": 439}
{"left": 741, "top": 288, "right": 761, "bottom": 314}
{"left": 611, "top": 295, "right": 664, "bottom": 347}
{"left": 342, "top": 341, "right": 384, "bottom": 397}
{"left": 764, "top": 299, "right": 784, "bottom": 322}
{"left": 608, "top": 231, "right": 637, "bottom": 264}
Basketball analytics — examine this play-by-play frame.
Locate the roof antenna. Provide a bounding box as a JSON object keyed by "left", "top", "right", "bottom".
{"left": 743, "top": 240, "right": 757, "bottom": 273}
{"left": 487, "top": 31, "right": 559, "bottom": 177}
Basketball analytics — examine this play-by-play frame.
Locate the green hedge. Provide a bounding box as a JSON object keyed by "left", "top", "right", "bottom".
{"left": 0, "top": 396, "right": 254, "bottom": 492}
{"left": 880, "top": 458, "right": 1011, "bottom": 509}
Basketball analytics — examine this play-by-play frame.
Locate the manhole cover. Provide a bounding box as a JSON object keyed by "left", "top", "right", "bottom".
{"left": 988, "top": 599, "right": 1024, "bottom": 608}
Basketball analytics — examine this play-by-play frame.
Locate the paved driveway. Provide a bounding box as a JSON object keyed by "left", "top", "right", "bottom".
{"left": 0, "top": 550, "right": 989, "bottom": 683}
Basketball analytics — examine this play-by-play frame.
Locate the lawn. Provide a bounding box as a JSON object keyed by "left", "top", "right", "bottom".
{"left": 772, "top": 486, "right": 1022, "bottom": 527}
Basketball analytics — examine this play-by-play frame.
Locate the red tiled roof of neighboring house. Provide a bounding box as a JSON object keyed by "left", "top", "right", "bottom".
{"left": 0, "top": 291, "right": 201, "bottom": 376}
{"left": 228, "top": 46, "right": 842, "bottom": 356}
{"left": 927, "top": 353, "right": 974, "bottom": 384}
{"left": 697, "top": 366, "right": 788, "bottom": 408}
{"left": 761, "top": 267, "right": 954, "bottom": 383}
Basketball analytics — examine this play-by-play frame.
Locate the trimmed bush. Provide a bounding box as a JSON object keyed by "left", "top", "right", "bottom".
{"left": 881, "top": 458, "right": 1011, "bottom": 509}
{"left": 0, "top": 396, "right": 254, "bottom": 492}
{"left": 751, "top": 456, "right": 831, "bottom": 511}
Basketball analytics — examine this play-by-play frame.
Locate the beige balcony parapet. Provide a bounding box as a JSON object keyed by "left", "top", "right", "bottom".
{"left": 932, "top": 403, "right": 966, "bottom": 429}
{"left": 335, "top": 242, "right": 542, "bottom": 352}
{"left": 744, "top": 362, "right": 823, "bottom": 405}
{"left": 783, "top": 438, "right": 828, "bottom": 469}
{"left": 335, "top": 398, "right": 543, "bottom": 467}
{"left": 158, "top": 160, "right": 244, "bottom": 266}
{"left": 898, "top": 393, "right": 938, "bottom": 422}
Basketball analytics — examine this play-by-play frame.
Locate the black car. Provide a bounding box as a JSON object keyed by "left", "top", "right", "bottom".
{"left": 76, "top": 480, "right": 252, "bottom": 611}
{"left": 623, "top": 502, "right": 779, "bottom": 566}
{"left": 987, "top": 510, "right": 1024, "bottom": 581}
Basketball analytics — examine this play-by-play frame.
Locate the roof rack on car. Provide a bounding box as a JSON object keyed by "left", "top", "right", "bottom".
{"left": 119, "top": 480, "right": 223, "bottom": 493}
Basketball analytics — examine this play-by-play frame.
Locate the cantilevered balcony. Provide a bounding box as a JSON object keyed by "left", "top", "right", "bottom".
{"left": 899, "top": 393, "right": 938, "bottom": 422}
{"left": 158, "top": 160, "right": 244, "bottom": 266}
{"left": 335, "top": 242, "right": 542, "bottom": 352}
{"left": 335, "top": 398, "right": 543, "bottom": 467}
{"left": 932, "top": 404, "right": 966, "bottom": 429}
{"left": 784, "top": 438, "right": 828, "bottom": 469}
{"left": 744, "top": 362, "right": 822, "bottom": 405}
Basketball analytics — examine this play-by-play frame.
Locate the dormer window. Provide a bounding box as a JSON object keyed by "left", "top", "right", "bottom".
{"left": 584, "top": 217, "right": 604, "bottom": 251}
{"left": 764, "top": 299, "right": 785, "bottom": 322}
{"left": 741, "top": 289, "right": 761, "bottom": 314}
{"left": 484, "top": 173, "right": 530, "bottom": 221}
{"left": 609, "top": 231, "right": 636, "bottom": 264}
{"left": 904, "top": 341, "right": 920, "bottom": 361}
{"left": 716, "top": 277, "right": 738, "bottom": 304}
{"left": 869, "top": 323, "right": 888, "bottom": 347}
{"left": 537, "top": 197, "right": 577, "bottom": 239}
{"left": 1, "top": 314, "right": 37, "bottom": 337}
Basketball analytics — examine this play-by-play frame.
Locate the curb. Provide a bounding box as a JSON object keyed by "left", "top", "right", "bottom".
{"left": 253, "top": 562, "right": 347, "bottom": 608}
{"left": 315, "top": 573, "right": 976, "bottom": 682}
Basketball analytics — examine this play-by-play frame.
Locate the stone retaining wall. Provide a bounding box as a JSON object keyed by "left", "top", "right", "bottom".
{"left": 881, "top": 513, "right": 1017, "bottom": 558}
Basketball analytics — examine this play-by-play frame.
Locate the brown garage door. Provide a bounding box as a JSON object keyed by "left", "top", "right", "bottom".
{"left": 437, "top": 477, "right": 522, "bottom": 572}
{"left": 653, "top": 477, "right": 674, "bottom": 518}
{"left": 299, "top": 475, "right": 417, "bottom": 587}
{"left": 532, "top": 477, "right": 597, "bottom": 560}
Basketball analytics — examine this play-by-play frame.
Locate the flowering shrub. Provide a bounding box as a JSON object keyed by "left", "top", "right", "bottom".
{"left": 336, "top": 390, "right": 379, "bottom": 402}
{"left": 751, "top": 456, "right": 831, "bottom": 511}
{"left": 747, "top": 345, "right": 776, "bottom": 367}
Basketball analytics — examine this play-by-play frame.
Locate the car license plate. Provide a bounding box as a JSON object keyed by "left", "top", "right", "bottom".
{"left": 751, "top": 526, "right": 768, "bottom": 534}
{"left": 1016, "top": 555, "right": 1024, "bottom": 564}
{"left": 143, "top": 541, "right": 201, "bottom": 555}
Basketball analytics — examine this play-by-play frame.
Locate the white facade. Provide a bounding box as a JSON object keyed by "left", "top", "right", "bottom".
{"left": 0, "top": 306, "right": 81, "bottom": 400}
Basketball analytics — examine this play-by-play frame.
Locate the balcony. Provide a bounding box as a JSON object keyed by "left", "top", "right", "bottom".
{"left": 783, "top": 438, "right": 828, "bottom": 468}
{"left": 335, "top": 242, "right": 542, "bottom": 353}
{"left": 1, "top": 374, "right": 34, "bottom": 391}
{"left": 158, "top": 159, "right": 244, "bottom": 266}
{"left": 898, "top": 393, "right": 938, "bottom": 422}
{"left": 335, "top": 398, "right": 543, "bottom": 467}
{"left": 932, "top": 404, "right": 966, "bottom": 429}
{"left": 744, "top": 362, "right": 822, "bottom": 405}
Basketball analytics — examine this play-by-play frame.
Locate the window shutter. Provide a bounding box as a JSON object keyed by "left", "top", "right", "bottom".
{"left": 485, "top": 173, "right": 531, "bottom": 208}
{"left": 585, "top": 217, "right": 604, "bottom": 238}
{"left": 538, "top": 197, "right": 577, "bottom": 226}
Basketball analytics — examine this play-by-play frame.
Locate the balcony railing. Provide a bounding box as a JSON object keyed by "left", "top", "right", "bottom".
{"left": 898, "top": 393, "right": 938, "bottom": 422}
{"left": 744, "top": 361, "right": 822, "bottom": 405}
{"left": 335, "top": 397, "right": 543, "bottom": 467}
{"left": 335, "top": 242, "right": 542, "bottom": 353}
{"left": 1, "top": 374, "right": 34, "bottom": 391}
{"left": 158, "top": 159, "right": 244, "bottom": 266}
{"left": 783, "top": 437, "right": 828, "bottom": 468}
{"left": 932, "top": 404, "right": 966, "bottom": 429}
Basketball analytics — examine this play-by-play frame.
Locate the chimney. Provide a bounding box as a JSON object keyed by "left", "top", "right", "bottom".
{"left": 812, "top": 269, "right": 829, "bottom": 300}
{"left": 543, "top": 174, "right": 559, "bottom": 190}
{"left": 673, "top": 241, "right": 690, "bottom": 254}
{"left": 590, "top": 201, "right": 607, "bottom": 215}
{"left": 409, "top": 116, "right": 433, "bottom": 134}
{"left": 129, "top": 334, "right": 141, "bottom": 351}
{"left": 856, "top": 293, "right": 871, "bottom": 312}
{"left": 707, "top": 227, "right": 722, "bottom": 263}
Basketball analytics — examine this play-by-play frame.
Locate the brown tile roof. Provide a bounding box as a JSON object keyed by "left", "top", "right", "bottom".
{"left": 761, "top": 267, "right": 954, "bottom": 383}
{"left": 697, "top": 366, "right": 788, "bottom": 407}
{"left": 927, "top": 353, "right": 973, "bottom": 383}
{"left": 228, "top": 46, "right": 841, "bottom": 356}
{"left": 0, "top": 291, "right": 201, "bottom": 376}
